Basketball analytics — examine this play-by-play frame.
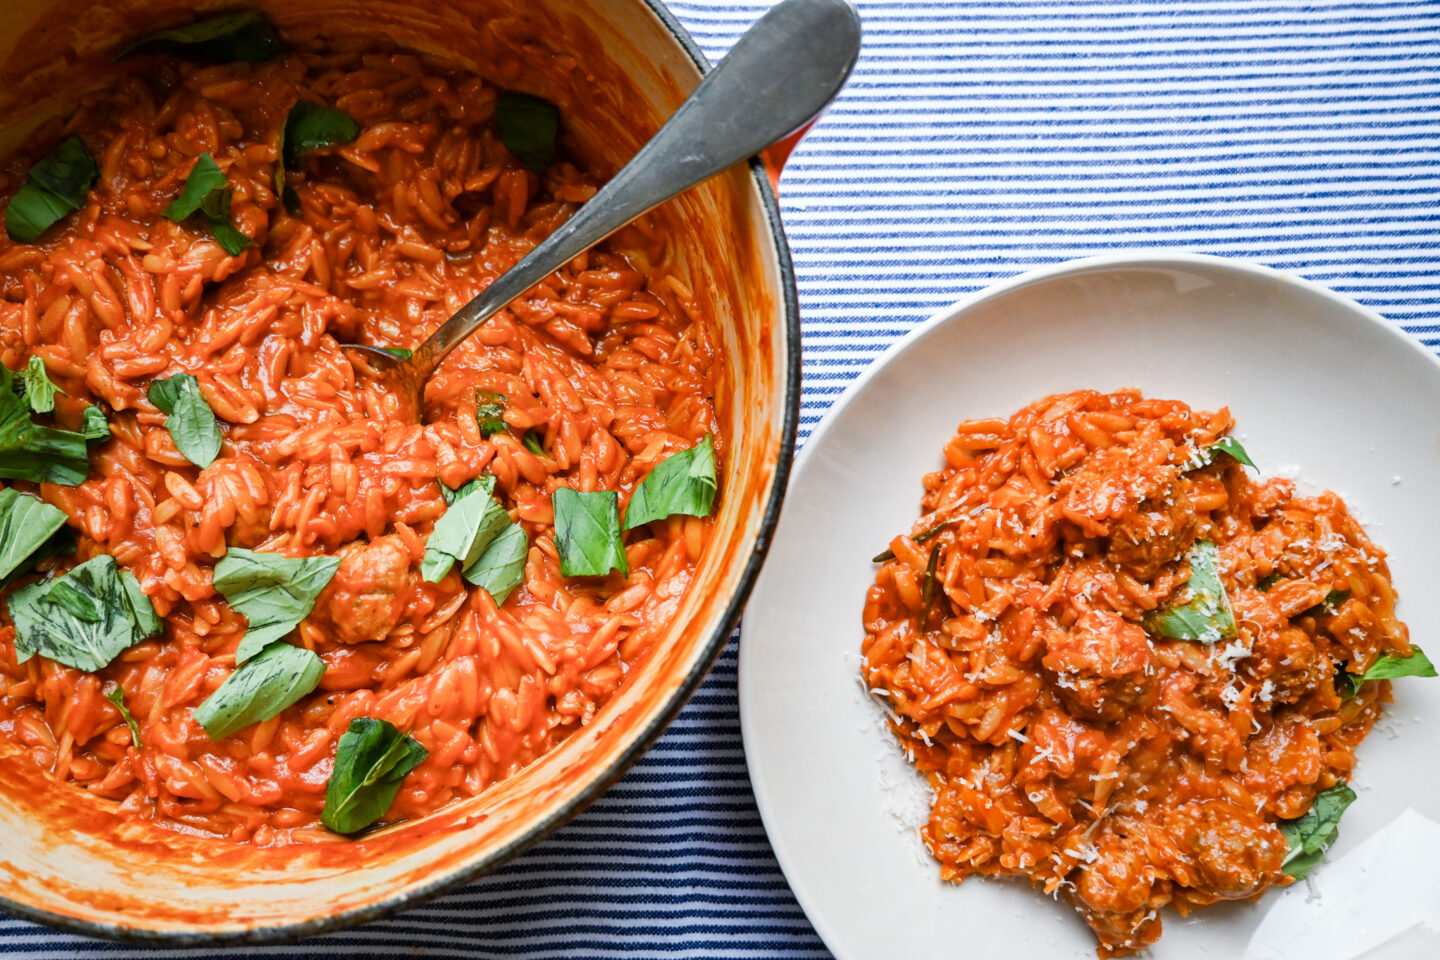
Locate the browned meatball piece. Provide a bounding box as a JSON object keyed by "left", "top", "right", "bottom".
{"left": 1041, "top": 609, "right": 1152, "bottom": 722}
{"left": 1070, "top": 824, "right": 1172, "bottom": 957}
{"left": 1164, "top": 799, "right": 1287, "bottom": 900}
{"left": 316, "top": 535, "right": 416, "bottom": 644}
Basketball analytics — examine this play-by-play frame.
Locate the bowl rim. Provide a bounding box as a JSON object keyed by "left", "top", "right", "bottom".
{"left": 0, "top": 0, "right": 802, "bottom": 945}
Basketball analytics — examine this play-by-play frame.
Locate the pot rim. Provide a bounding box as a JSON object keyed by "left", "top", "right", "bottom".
{"left": 0, "top": 0, "right": 802, "bottom": 945}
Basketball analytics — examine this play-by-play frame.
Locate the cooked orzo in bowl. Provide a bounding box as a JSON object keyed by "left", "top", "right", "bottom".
{"left": 0, "top": 0, "right": 797, "bottom": 940}
{"left": 862, "top": 389, "right": 1434, "bottom": 957}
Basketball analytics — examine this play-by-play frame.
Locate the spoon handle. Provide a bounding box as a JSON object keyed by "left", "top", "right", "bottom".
{"left": 409, "top": 0, "right": 861, "bottom": 374}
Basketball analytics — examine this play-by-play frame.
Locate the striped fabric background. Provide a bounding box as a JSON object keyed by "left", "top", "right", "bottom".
{"left": 4, "top": 0, "right": 1439, "bottom": 957}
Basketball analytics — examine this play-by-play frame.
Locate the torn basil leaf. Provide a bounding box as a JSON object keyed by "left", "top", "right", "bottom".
{"left": 0, "top": 363, "right": 95, "bottom": 485}
{"left": 7, "top": 555, "right": 160, "bottom": 672}
{"left": 522, "top": 429, "right": 546, "bottom": 457}
{"left": 440, "top": 473, "right": 496, "bottom": 507}
{"left": 463, "top": 520, "right": 527, "bottom": 605}
{"left": 120, "top": 10, "right": 285, "bottom": 63}
{"left": 163, "top": 154, "right": 251, "bottom": 255}
{"left": 1336, "top": 646, "right": 1434, "bottom": 701}
{"left": 340, "top": 343, "right": 411, "bottom": 362}
{"left": 1301, "top": 589, "right": 1349, "bottom": 620}
{"left": 475, "top": 390, "right": 506, "bottom": 438}
{"left": 553, "top": 487, "right": 627, "bottom": 578}
{"left": 495, "top": 91, "right": 560, "bottom": 174}
{"left": 213, "top": 548, "right": 341, "bottom": 664}
{"left": 1335, "top": 667, "right": 1359, "bottom": 702}
{"left": 1208, "top": 436, "right": 1255, "bottom": 469}
{"left": 163, "top": 153, "right": 227, "bottom": 220}
{"left": 0, "top": 487, "right": 67, "bottom": 582}
{"left": 21, "top": 357, "right": 59, "bottom": 414}
{"left": 148, "top": 372, "right": 223, "bottom": 469}
{"left": 192, "top": 640, "right": 324, "bottom": 740}
{"left": 1257, "top": 571, "right": 1283, "bottom": 592}
{"left": 106, "top": 685, "right": 142, "bottom": 748}
{"left": 282, "top": 102, "right": 361, "bottom": 167}
{"left": 321, "top": 717, "right": 428, "bottom": 835}
{"left": 276, "top": 101, "right": 360, "bottom": 209}
{"left": 1359, "top": 646, "right": 1437, "bottom": 683}
{"left": 0, "top": 399, "right": 90, "bottom": 485}
{"left": 5, "top": 137, "right": 98, "bottom": 243}
{"left": 1143, "top": 539, "right": 1237, "bottom": 643}
{"left": 1186, "top": 435, "right": 1255, "bottom": 471}
{"left": 421, "top": 482, "right": 510, "bottom": 582}
{"left": 205, "top": 194, "right": 252, "bottom": 255}
{"left": 1279, "top": 782, "right": 1356, "bottom": 880}
{"left": 623, "top": 434, "right": 717, "bottom": 531}
{"left": 80, "top": 404, "right": 109, "bottom": 440}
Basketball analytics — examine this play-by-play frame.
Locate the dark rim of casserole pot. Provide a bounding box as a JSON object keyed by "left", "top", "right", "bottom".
{"left": 1, "top": 0, "right": 803, "bottom": 945}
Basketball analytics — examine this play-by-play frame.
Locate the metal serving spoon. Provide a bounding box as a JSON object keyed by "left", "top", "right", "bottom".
{"left": 344, "top": 0, "right": 862, "bottom": 418}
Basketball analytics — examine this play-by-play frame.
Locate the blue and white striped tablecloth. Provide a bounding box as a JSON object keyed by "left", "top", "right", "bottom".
{"left": 6, "top": 1, "right": 1440, "bottom": 956}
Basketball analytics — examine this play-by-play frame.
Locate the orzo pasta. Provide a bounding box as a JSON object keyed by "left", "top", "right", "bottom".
{"left": 861, "top": 389, "right": 1431, "bottom": 956}
{"left": 0, "top": 14, "right": 721, "bottom": 845}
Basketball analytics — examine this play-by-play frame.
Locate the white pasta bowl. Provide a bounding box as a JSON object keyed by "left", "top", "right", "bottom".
{"left": 741, "top": 252, "right": 1440, "bottom": 960}
{"left": 0, "top": 0, "right": 799, "bottom": 942}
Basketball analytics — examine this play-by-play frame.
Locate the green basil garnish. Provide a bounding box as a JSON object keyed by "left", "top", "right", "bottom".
{"left": 281, "top": 102, "right": 361, "bottom": 167}
{"left": 553, "top": 487, "right": 627, "bottom": 578}
{"left": 0, "top": 393, "right": 90, "bottom": 485}
{"left": 80, "top": 403, "right": 109, "bottom": 441}
{"left": 1360, "top": 647, "right": 1436, "bottom": 683}
{"left": 522, "top": 429, "right": 546, "bottom": 457}
{"left": 440, "top": 473, "right": 496, "bottom": 507}
{"left": 1300, "top": 588, "right": 1349, "bottom": 620}
{"left": 1257, "top": 571, "right": 1283, "bottom": 592}
{"left": 1144, "top": 539, "right": 1237, "bottom": 643}
{"left": 339, "top": 344, "right": 411, "bottom": 361}
{"left": 213, "top": 548, "right": 341, "bottom": 664}
{"left": 7, "top": 555, "right": 160, "bottom": 672}
{"left": 106, "top": 685, "right": 142, "bottom": 748}
{"left": 421, "top": 481, "right": 510, "bottom": 582}
{"left": 495, "top": 91, "right": 560, "bottom": 174}
{"left": 1186, "top": 435, "right": 1256, "bottom": 471}
{"left": 1279, "top": 782, "right": 1356, "bottom": 880}
{"left": 1334, "top": 665, "right": 1359, "bottom": 701}
{"left": 192, "top": 639, "right": 324, "bottom": 740}
{"left": 0, "top": 487, "right": 67, "bottom": 582}
{"left": 430, "top": 477, "right": 526, "bottom": 600}
{"left": 623, "top": 434, "right": 717, "bottom": 531}
{"left": 148, "top": 372, "right": 223, "bottom": 469}
{"left": 321, "top": 717, "right": 427, "bottom": 835}
{"left": 120, "top": 10, "right": 285, "bottom": 63}
{"left": 20, "top": 357, "right": 59, "bottom": 414}
{"left": 163, "top": 153, "right": 227, "bottom": 220}
{"left": 475, "top": 390, "right": 507, "bottom": 438}
{"left": 5, "top": 137, "right": 98, "bottom": 243}
{"left": 463, "top": 521, "right": 528, "bottom": 605}
{"left": 0, "top": 362, "right": 105, "bottom": 485}
{"left": 163, "top": 153, "right": 251, "bottom": 255}
{"left": 1337, "top": 646, "right": 1435, "bottom": 701}
{"left": 276, "top": 101, "right": 361, "bottom": 213}
{"left": 1207, "top": 436, "right": 1255, "bottom": 469}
